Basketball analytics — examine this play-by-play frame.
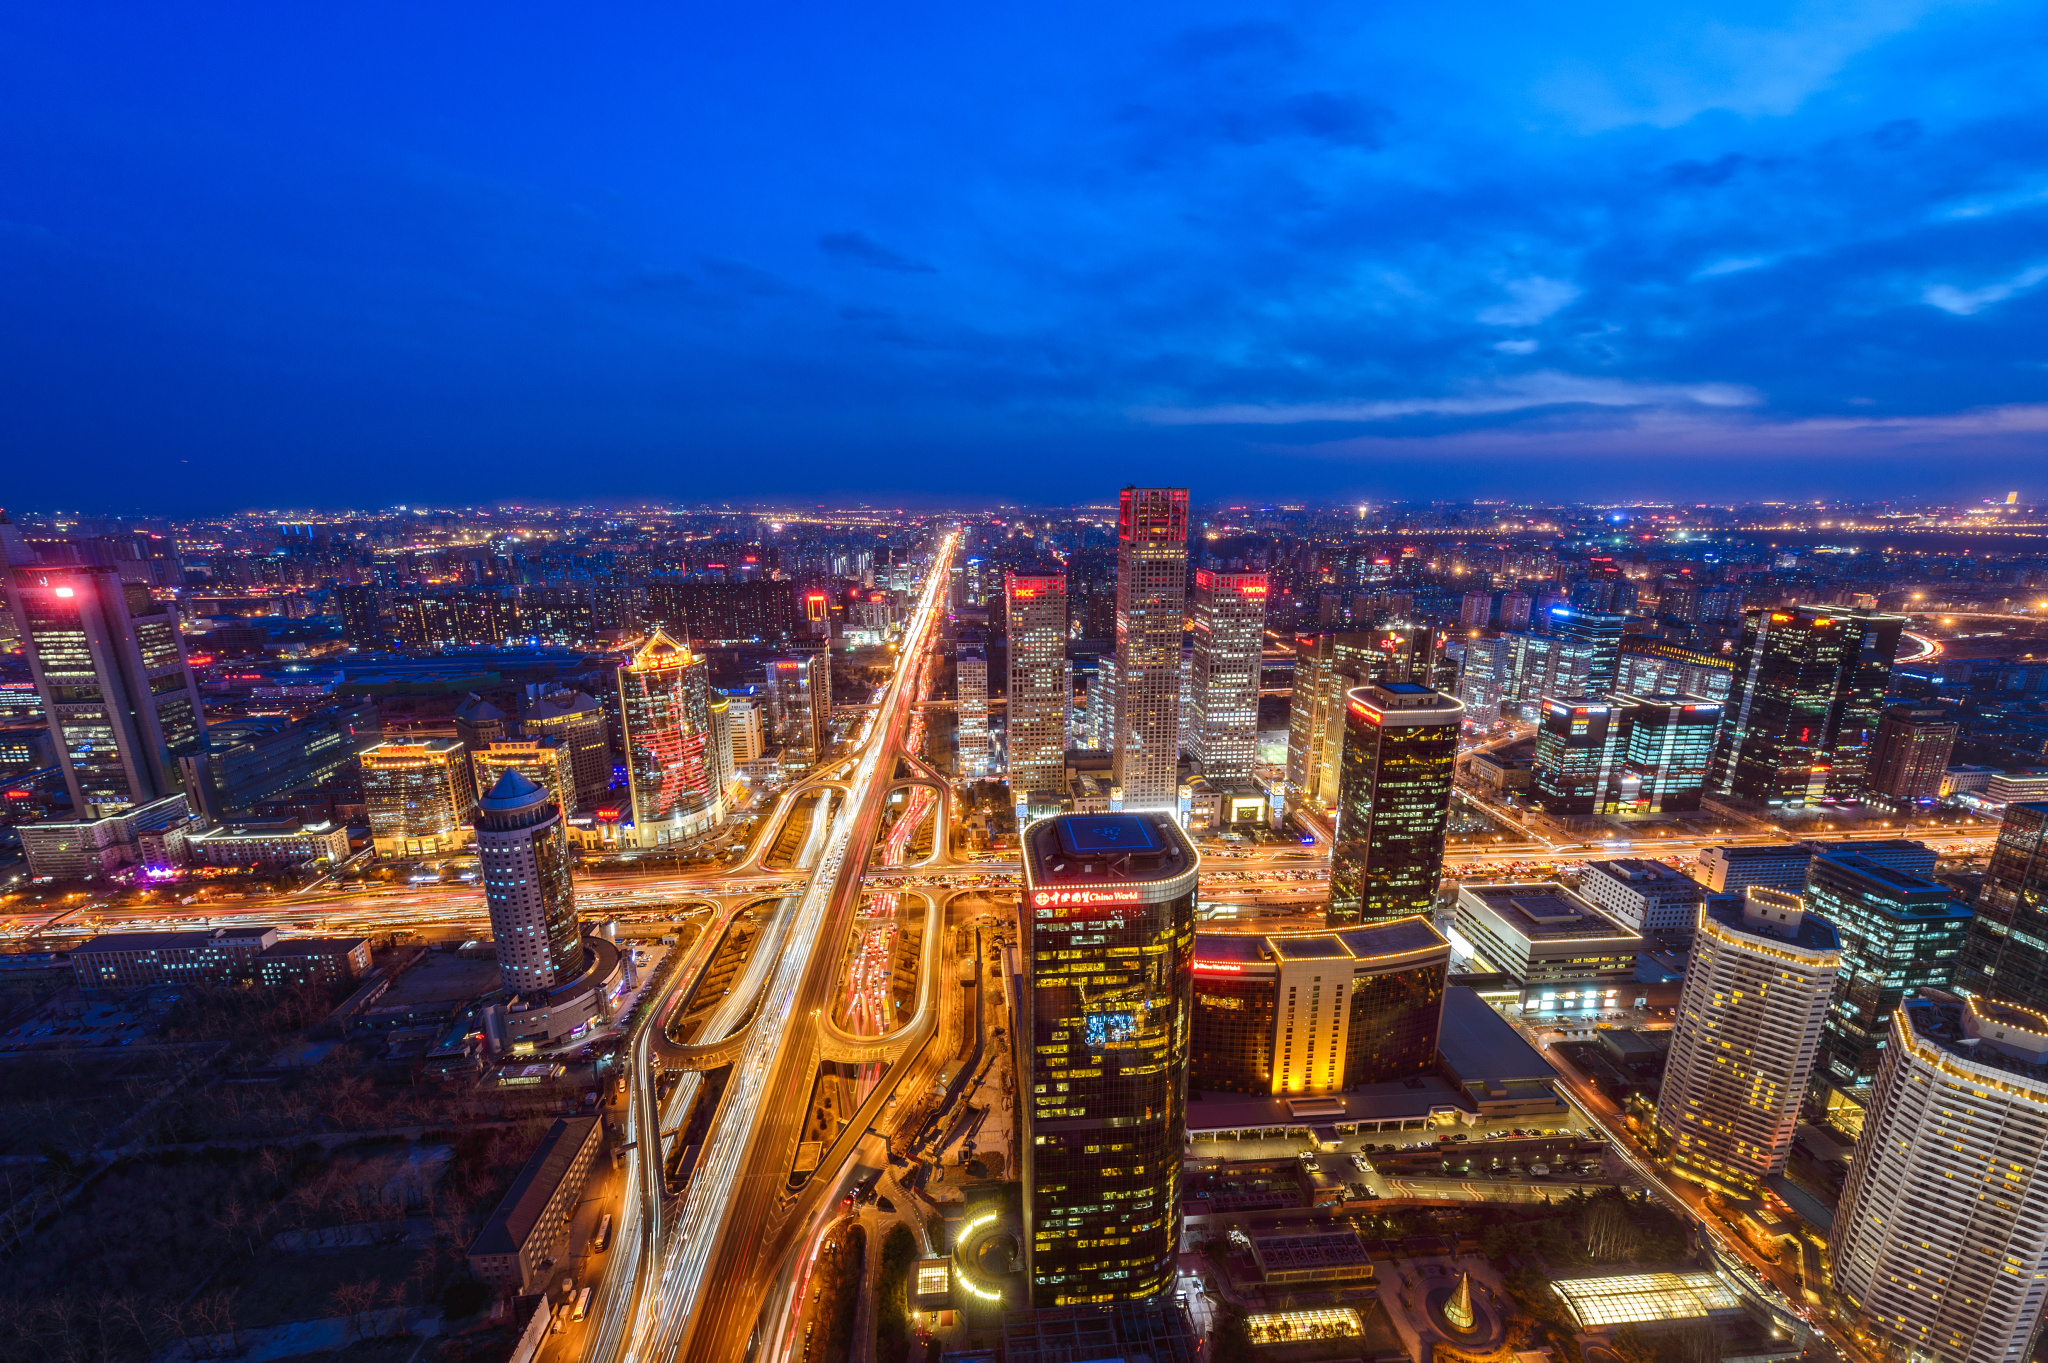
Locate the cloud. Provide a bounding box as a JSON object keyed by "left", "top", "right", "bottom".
{"left": 1923, "top": 263, "right": 2048, "bottom": 315}
{"left": 817, "top": 231, "right": 937, "bottom": 274}
{"left": 1477, "top": 276, "right": 1580, "bottom": 326}
{"left": 1692, "top": 256, "right": 1774, "bottom": 279}
{"left": 1494, "top": 339, "right": 1540, "bottom": 355}
{"left": 1134, "top": 371, "right": 1762, "bottom": 425}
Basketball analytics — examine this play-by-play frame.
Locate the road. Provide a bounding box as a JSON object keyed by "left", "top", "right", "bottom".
{"left": 628, "top": 531, "right": 956, "bottom": 1363}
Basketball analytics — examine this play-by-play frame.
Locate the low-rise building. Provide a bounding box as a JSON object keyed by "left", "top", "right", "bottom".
{"left": 186, "top": 818, "right": 351, "bottom": 869}
{"left": 1451, "top": 883, "right": 1644, "bottom": 1015}
{"left": 70, "top": 926, "right": 369, "bottom": 990}
{"left": 1578, "top": 858, "right": 1706, "bottom": 934}
{"left": 468, "top": 1116, "right": 605, "bottom": 1295}
{"left": 20, "top": 794, "right": 203, "bottom": 880}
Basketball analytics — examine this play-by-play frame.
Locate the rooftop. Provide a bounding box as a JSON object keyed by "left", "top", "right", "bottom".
{"left": 1551, "top": 1272, "right": 1743, "bottom": 1330}
{"left": 1022, "top": 811, "right": 1193, "bottom": 890}
{"left": 1192, "top": 917, "right": 1450, "bottom": 970}
{"left": 1585, "top": 858, "right": 1698, "bottom": 886}
{"left": 1437, "top": 986, "right": 1558, "bottom": 1086}
{"left": 468, "top": 1117, "right": 602, "bottom": 1256}
{"left": 1462, "top": 883, "right": 1639, "bottom": 942}
{"left": 1704, "top": 896, "right": 1841, "bottom": 954}
{"left": 1906, "top": 993, "right": 2048, "bottom": 1086}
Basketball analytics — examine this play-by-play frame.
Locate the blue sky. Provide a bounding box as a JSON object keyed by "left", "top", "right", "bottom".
{"left": 3, "top": 1, "right": 2045, "bottom": 511}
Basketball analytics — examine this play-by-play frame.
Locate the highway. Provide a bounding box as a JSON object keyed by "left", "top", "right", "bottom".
{"left": 624, "top": 531, "right": 956, "bottom": 1363}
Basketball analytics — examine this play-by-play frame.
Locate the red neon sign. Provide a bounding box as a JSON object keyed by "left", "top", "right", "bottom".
{"left": 1193, "top": 961, "right": 1242, "bottom": 974}
{"left": 1349, "top": 701, "right": 1380, "bottom": 724}
{"left": 1238, "top": 583, "right": 1268, "bottom": 597}
{"left": 1031, "top": 887, "right": 1143, "bottom": 908}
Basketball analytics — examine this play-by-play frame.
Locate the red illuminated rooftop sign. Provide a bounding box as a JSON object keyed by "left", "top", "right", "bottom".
{"left": 1031, "top": 887, "right": 1143, "bottom": 909}
{"left": 1193, "top": 960, "right": 1242, "bottom": 974}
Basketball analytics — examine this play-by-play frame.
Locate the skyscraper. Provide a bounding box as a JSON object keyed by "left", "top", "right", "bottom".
{"left": 1532, "top": 697, "right": 1620, "bottom": 817}
{"left": 1610, "top": 692, "right": 1721, "bottom": 814}
{"left": 361, "top": 738, "right": 479, "bottom": 858}
{"left": 1550, "top": 605, "right": 1624, "bottom": 694}
{"left": 1328, "top": 683, "right": 1462, "bottom": 926}
{"left": 1006, "top": 573, "right": 1069, "bottom": 816}
{"left": 1112, "top": 487, "right": 1188, "bottom": 811}
{"left": 618, "top": 630, "right": 724, "bottom": 847}
{"left": 1867, "top": 701, "right": 1960, "bottom": 806}
{"left": 1710, "top": 605, "right": 1905, "bottom": 805}
{"left": 1021, "top": 812, "right": 1196, "bottom": 1307}
{"left": 1952, "top": 803, "right": 2048, "bottom": 1011}
{"left": 1804, "top": 853, "right": 1972, "bottom": 1097}
{"left": 4, "top": 563, "right": 206, "bottom": 818}
{"left": 956, "top": 644, "right": 989, "bottom": 776}
{"left": 474, "top": 769, "right": 584, "bottom": 997}
{"left": 1289, "top": 627, "right": 1439, "bottom": 809}
{"left": 1831, "top": 992, "right": 2048, "bottom": 1363}
{"left": 473, "top": 738, "right": 575, "bottom": 822}
{"left": 1189, "top": 570, "right": 1265, "bottom": 782}
{"left": 1654, "top": 888, "right": 1840, "bottom": 1195}
{"left": 763, "top": 652, "right": 832, "bottom": 759}
{"left": 521, "top": 689, "right": 611, "bottom": 814}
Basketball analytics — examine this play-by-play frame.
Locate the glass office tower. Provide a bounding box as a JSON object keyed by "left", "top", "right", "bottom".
{"left": 1953, "top": 803, "right": 2048, "bottom": 1012}
{"left": 1022, "top": 812, "right": 1197, "bottom": 1307}
{"left": 1111, "top": 488, "right": 1189, "bottom": 810}
{"left": 1328, "top": 683, "right": 1462, "bottom": 926}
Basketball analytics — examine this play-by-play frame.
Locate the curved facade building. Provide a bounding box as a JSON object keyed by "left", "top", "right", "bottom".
{"left": 1189, "top": 918, "right": 1449, "bottom": 1096}
{"left": 475, "top": 769, "right": 583, "bottom": 998}
{"left": 617, "top": 630, "right": 725, "bottom": 847}
{"left": 1021, "top": 812, "right": 1196, "bottom": 1308}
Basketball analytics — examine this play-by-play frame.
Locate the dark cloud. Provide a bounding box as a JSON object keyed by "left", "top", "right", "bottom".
{"left": 818, "top": 232, "right": 936, "bottom": 274}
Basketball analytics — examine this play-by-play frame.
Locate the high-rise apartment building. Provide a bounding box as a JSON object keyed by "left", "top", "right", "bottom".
{"left": 1189, "top": 570, "right": 1265, "bottom": 782}
{"left": 1867, "top": 702, "right": 1960, "bottom": 806}
{"left": 956, "top": 645, "right": 990, "bottom": 776}
{"left": 4, "top": 563, "right": 206, "bottom": 818}
{"left": 1804, "top": 853, "right": 1972, "bottom": 1095}
{"left": 1020, "top": 812, "right": 1196, "bottom": 1307}
{"left": 1710, "top": 605, "right": 1905, "bottom": 805}
{"left": 1831, "top": 992, "right": 2048, "bottom": 1363}
{"left": 472, "top": 738, "right": 575, "bottom": 823}
{"left": 1953, "top": 803, "right": 2048, "bottom": 1012}
{"left": 361, "top": 739, "right": 479, "bottom": 858}
{"left": 1460, "top": 591, "right": 1493, "bottom": 629}
{"left": 1654, "top": 888, "right": 1840, "bottom": 1194}
{"left": 1112, "top": 487, "right": 1189, "bottom": 811}
{"left": 474, "top": 769, "right": 583, "bottom": 997}
{"left": 643, "top": 578, "right": 801, "bottom": 646}
{"left": 763, "top": 652, "right": 832, "bottom": 759}
{"left": 521, "top": 689, "right": 610, "bottom": 814}
{"left": 1006, "top": 574, "right": 1069, "bottom": 815}
{"left": 1454, "top": 634, "right": 1511, "bottom": 730}
{"left": 336, "top": 584, "right": 383, "bottom": 648}
{"left": 1328, "top": 683, "right": 1462, "bottom": 926}
{"left": 619, "top": 631, "right": 725, "bottom": 847}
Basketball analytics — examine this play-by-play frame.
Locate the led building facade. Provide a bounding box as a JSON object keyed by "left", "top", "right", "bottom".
{"left": 1189, "top": 570, "right": 1266, "bottom": 783}
{"left": 1710, "top": 605, "right": 1905, "bottom": 805}
{"left": 1328, "top": 683, "right": 1462, "bottom": 926}
{"left": 1832, "top": 993, "right": 2048, "bottom": 1363}
{"left": 1533, "top": 693, "right": 1722, "bottom": 818}
{"left": 618, "top": 630, "right": 724, "bottom": 846}
{"left": 1007, "top": 574, "right": 1070, "bottom": 814}
{"left": 1952, "top": 803, "right": 2048, "bottom": 1012}
{"left": 5, "top": 563, "right": 206, "bottom": 818}
{"left": 1805, "top": 852, "right": 1972, "bottom": 1094}
{"left": 1112, "top": 488, "right": 1189, "bottom": 811}
{"left": 361, "top": 739, "right": 479, "bottom": 858}
{"left": 1654, "top": 888, "right": 1840, "bottom": 1194}
{"left": 475, "top": 769, "right": 584, "bottom": 998}
{"left": 1188, "top": 917, "right": 1448, "bottom": 1096}
{"left": 1021, "top": 813, "right": 1196, "bottom": 1307}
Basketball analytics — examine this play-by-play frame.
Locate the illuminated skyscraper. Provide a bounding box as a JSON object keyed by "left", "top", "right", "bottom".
{"left": 1112, "top": 487, "right": 1188, "bottom": 810}
{"left": 956, "top": 644, "right": 989, "bottom": 776}
{"left": 1006, "top": 573, "right": 1068, "bottom": 815}
{"left": 474, "top": 769, "right": 584, "bottom": 997}
{"left": 1654, "top": 888, "right": 1840, "bottom": 1195}
{"left": 1710, "top": 605, "right": 1904, "bottom": 805}
{"left": 1952, "top": 803, "right": 2048, "bottom": 1012}
{"left": 472, "top": 738, "right": 574, "bottom": 819}
{"left": 618, "top": 630, "right": 724, "bottom": 847}
{"left": 1551, "top": 605, "right": 1624, "bottom": 694}
{"left": 361, "top": 739, "right": 478, "bottom": 858}
{"left": 521, "top": 689, "right": 611, "bottom": 814}
{"left": 1328, "top": 683, "right": 1462, "bottom": 926}
{"left": 1189, "top": 570, "right": 1266, "bottom": 782}
{"left": 1288, "top": 627, "right": 1438, "bottom": 810}
{"left": 764, "top": 652, "right": 832, "bottom": 758}
{"left": 1832, "top": 992, "right": 2048, "bottom": 1363}
{"left": 1610, "top": 692, "right": 1720, "bottom": 814}
{"left": 4, "top": 563, "right": 206, "bottom": 818}
{"left": 1021, "top": 812, "right": 1196, "bottom": 1307}
{"left": 1532, "top": 696, "right": 1620, "bottom": 817}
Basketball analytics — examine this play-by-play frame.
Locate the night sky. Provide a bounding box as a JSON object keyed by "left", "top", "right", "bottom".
{"left": 3, "top": 2, "right": 2045, "bottom": 511}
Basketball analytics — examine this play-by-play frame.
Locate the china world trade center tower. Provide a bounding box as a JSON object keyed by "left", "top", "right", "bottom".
{"left": 1021, "top": 812, "right": 1197, "bottom": 1307}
